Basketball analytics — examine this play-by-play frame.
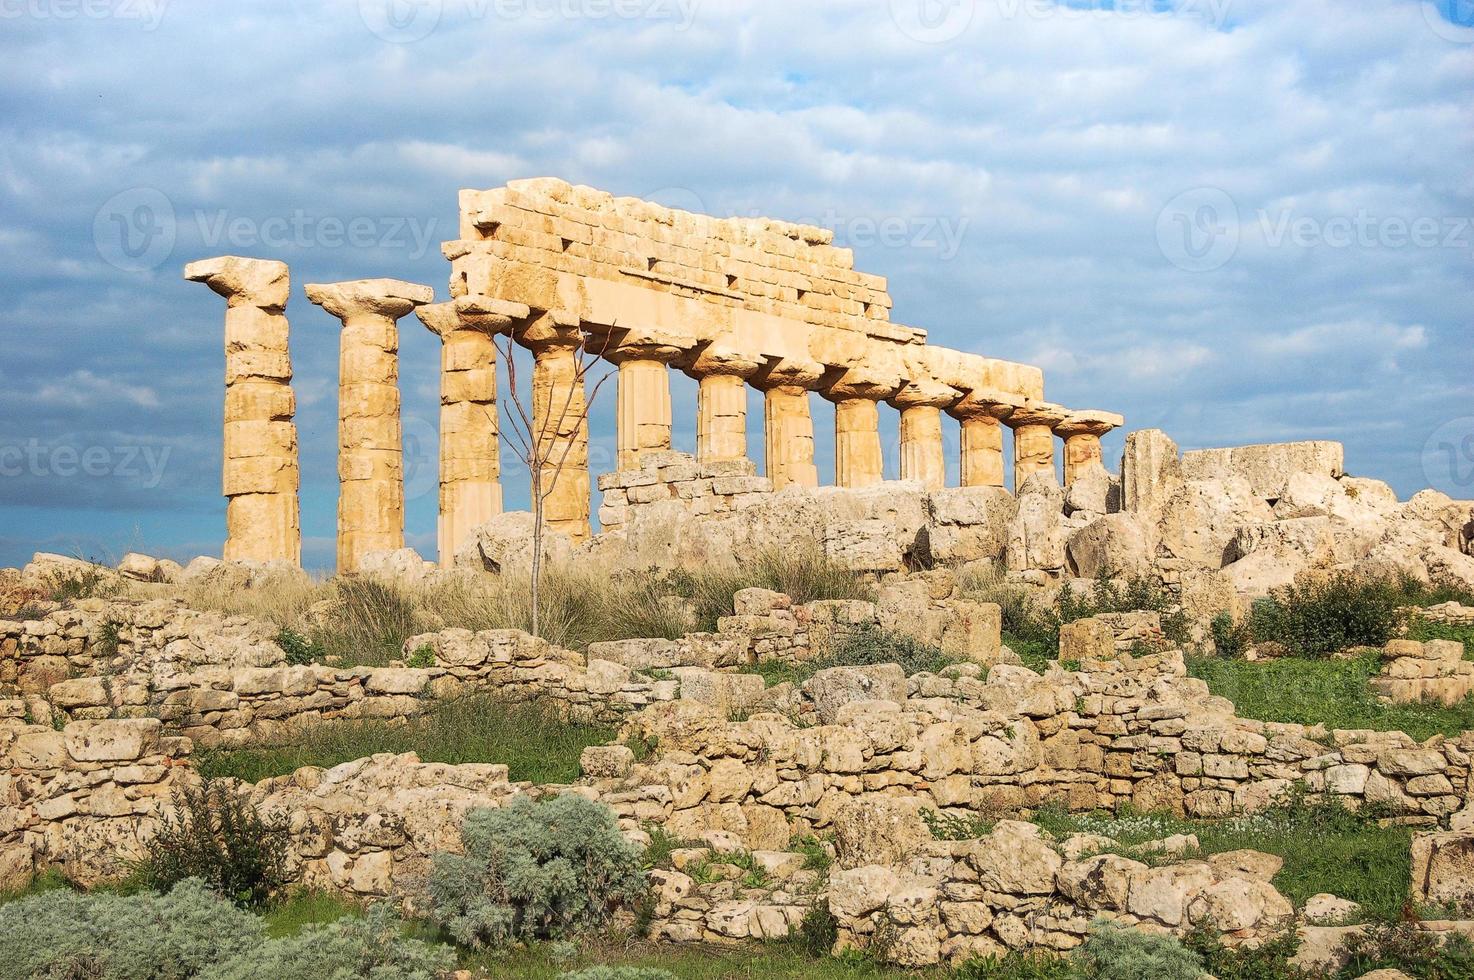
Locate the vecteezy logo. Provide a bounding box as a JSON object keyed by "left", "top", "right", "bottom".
{"left": 1423, "top": 418, "right": 1474, "bottom": 492}
{"left": 93, "top": 187, "right": 176, "bottom": 272}
{"left": 889, "top": 0, "right": 973, "bottom": 43}
{"left": 403, "top": 415, "right": 440, "bottom": 502}
{"left": 1423, "top": 0, "right": 1474, "bottom": 43}
{"left": 359, "top": 0, "right": 442, "bottom": 43}
{"left": 1156, "top": 187, "right": 1240, "bottom": 273}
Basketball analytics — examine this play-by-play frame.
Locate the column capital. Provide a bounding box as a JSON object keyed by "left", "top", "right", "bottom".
{"left": 751, "top": 355, "right": 825, "bottom": 391}
{"left": 1007, "top": 400, "right": 1070, "bottom": 429}
{"left": 605, "top": 341, "right": 687, "bottom": 365}
{"left": 515, "top": 309, "right": 584, "bottom": 351}
{"left": 889, "top": 378, "right": 960, "bottom": 411}
{"left": 950, "top": 388, "right": 1024, "bottom": 422}
{"left": 305, "top": 278, "right": 434, "bottom": 321}
{"left": 417, "top": 296, "right": 527, "bottom": 339}
{"left": 820, "top": 364, "right": 903, "bottom": 403}
{"left": 682, "top": 342, "right": 763, "bottom": 380}
{"left": 184, "top": 255, "right": 289, "bottom": 310}
{"left": 1054, "top": 409, "right": 1124, "bottom": 439}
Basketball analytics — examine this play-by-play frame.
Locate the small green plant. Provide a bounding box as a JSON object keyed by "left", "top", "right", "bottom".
{"left": 725, "top": 850, "right": 771, "bottom": 888}
{"left": 426, "top": 794, "right": 647, "bottom": 948}
{"left": 405, "top": 643, "right": 436, "bottom": 668}
{"left": 275, "top": 626, "right": 323, "bottom": 666}
{"left": 790, "top": 834, "right": 833, "bottom": 874}
{"left": 1077, "top": 920, "right": 1203, "bottom": 979}
{"left": 135, "top": 776, "right": 290, "bottom": 908}
{"left": 1335, "top": 920, "right": 1474, "bottom": 980}
{"left": 49, "top": 561, "right": 118, "bottom": 603}
{"left": 1182, "top": 927, "right": 1312, "bottom": 979}
{"left": 924, "top": 808, "right": 996, "bottom": 841}
{"left": 1210, "top": 611, "right": 1250, "bottom": 658}
{"left": 642, "top": 825, "right": 699, "bottom": 870}
{"left": 954, "top": 950, "right": 1081, "bottom": 979}
{"left": 788, "top": 903, "right": 839, "bottom": 958}
{"left": 94, "top": 619, "right": 123, "bottom": 659}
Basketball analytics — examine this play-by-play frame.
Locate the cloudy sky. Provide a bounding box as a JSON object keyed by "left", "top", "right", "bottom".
{"left": 1, "top": 0, "right": 1471, "bottom": 572}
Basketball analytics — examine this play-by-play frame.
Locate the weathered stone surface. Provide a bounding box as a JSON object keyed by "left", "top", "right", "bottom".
{"left": 1179, "top": 441, "right": 1344, "bottom": 500}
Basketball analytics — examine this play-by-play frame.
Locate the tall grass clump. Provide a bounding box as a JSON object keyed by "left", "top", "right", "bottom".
{"left": 669, "top": 545, "right": 875, "bottom": 631}
{"left": 194, "top": 695, "right": 614, "bottom": 785}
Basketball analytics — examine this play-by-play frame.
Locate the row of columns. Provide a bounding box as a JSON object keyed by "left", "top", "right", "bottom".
{"left": 189, "top": 261, "right": 1121, "bottom": 572}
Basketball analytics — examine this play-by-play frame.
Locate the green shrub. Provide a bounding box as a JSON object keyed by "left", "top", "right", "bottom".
{"left": 136, "top": 776, "right": 290, "bottom": 908}
{"left": 276, "top": 626, "right": 323, "bottom": 666}
{"left": 426, "top": 794, "right": 647, "bottom": 948}
{"left": 1246, "top": 573, "right": 1401, "bottom": 657}
{"left": 1077, "top": 920, "right": 1203, "bottom": 979}
{"left": 1210, "top": 611, "right": 1250, "bottom": 658}
{"left": 1182, "top": 927, "right": 1312, "bottom": 980}
{"left": 0, "top": 878, "right": 262, "bottom": 979}
{"left": 1335, "top": 921, "right": 1474, "bottom": 980}
{"left": 788, "top": 903, "right": 839, "bottom": 958}
{"left": 739, "top": 625, "right": 960, "bottom": 686}
{"left": 200, "top": 903, "right": 453, "bottom": 980}
{"left": 558, "top": 969, "right": 678, "bottom": 980}
{"left": 405, "top": 643, "right": 436, "bottom": 668}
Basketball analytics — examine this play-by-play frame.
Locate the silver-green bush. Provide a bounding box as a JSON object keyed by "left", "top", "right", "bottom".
{"left": 426, "top": 794, "right": 647, "bottom": 948}
{"left": 1079, "top": 921, "right": 1204, "bottom": 980}
{"left": 0, "top": 879, "right": 262, "bottom": 980}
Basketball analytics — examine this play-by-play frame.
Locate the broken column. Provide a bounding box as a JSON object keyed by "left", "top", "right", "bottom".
{"left": 184, "top": 256, "right": 301, "bottom": 566}
{"left": 1055, "top": 410, "right": 1125, "bottom": 486}
{"left": 609, "top": 341, "right": 683, "bottom": 471}
{"left": 685, "top": 344, "right": 761, "bottom": 463}
{"left": 519, "top": 312, "right": 595, "bottom": 543}
{"left": 1007, "top": 401, "right": 1068, "bottom": 490}
{"left": 306, "top": 278, "right": 433, "bottom": 573}
{"left": 415, "top": 296, "right": 526, "bottom": 567}
{"left": 822, "top": 364, "right": 900, "bottom": 488}
{"left": 752, "top": 357, "right": 823, "bottom": 489}
{"left": 891, "top": 379, "right": 958, "bottom": 491}
{"left": 950, "top": 390, "right": 1020, "bottom": 488}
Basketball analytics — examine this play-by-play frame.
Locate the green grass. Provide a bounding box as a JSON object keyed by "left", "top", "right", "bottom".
{"left": 1405, "top": 616, "right": 1474, "bottom": 657}
{"left": 458, "top": 942, "right": 937, "bottom": 979}
{"left": 1186, "top": 651, "right": 1474, "bottom": 741}
{"left": 668, "top": 546, "right": 877, "bottom": 633}
{"left": 260, "top": 889, "right": 360, "bottom": 938}
{"left": 1031, "top": 794, "right": 1413, "bottom": 922}
{"left": 736, "top": 625, "right": 963, "bottom": 688}
{"left": 193, "top": 696, "right": 614, "bottom": 785}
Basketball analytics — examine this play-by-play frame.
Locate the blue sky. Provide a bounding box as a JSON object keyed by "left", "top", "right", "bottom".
{"left": 1, "top": 0, "right": 1471, "bottom": 572}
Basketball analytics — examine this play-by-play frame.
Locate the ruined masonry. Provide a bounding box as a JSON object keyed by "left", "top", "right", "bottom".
{"left": 186, "top": 179, "right": 1122, "bottom": 571}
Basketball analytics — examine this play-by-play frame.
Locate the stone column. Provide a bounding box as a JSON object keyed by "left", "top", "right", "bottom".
{"left": 306, "top": 278, "right": 433, "bottom": 574}
{"left": 1054, "top": 410, "right": 1125, "bottom": 486}
{"left": 1006, "top": 401, "right": 1069, "bottom": 490}
{"left": 752, "top": 357, "right": 824, "bottom": 489}
{"left": 609, "top": 343, "right": 683, "bottom": 471}
{"left": 822, "top": 366, "right": 900, "bottom": 488}
{"left": 950, "top": 391, "right": 1020, "bottom": 488}
{"left": 685, "top": 344, "right": 761, "bottom": 463}
{"left": 184, "top": 256, "right": 300, "bottom": 566}
{"left": 519, "top": 313, "right": 593, "bottom": 543}
{"left": 415, "top": 297, "right": 527, "bottom": 567}
{"left": 890, "top": 380, "right": 958, "bottom": 491}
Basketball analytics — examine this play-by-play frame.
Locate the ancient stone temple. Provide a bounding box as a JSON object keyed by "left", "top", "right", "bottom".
{"left": 188, "top": 179, "right": 1123, "bottom": 570}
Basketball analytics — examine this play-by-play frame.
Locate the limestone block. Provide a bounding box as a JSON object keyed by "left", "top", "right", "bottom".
{"left": 1065, "top": 513, "right": 1149, "bottom": 580}
{"left": 1060, "top": 617, "right": 1115, "bottom": 662}
{"left": 807, "top": 664, "right": 907, "bottom": 724}
{"left": 580, "top": 744, "right": 635, "bottom": 779}
{"left": 1410, "top": 830, "right": 1474, "bottom": 905}
{"left": 1179, "top": 441, "right": 1344, "bottom": 500}
{"left": 831, "top": 796, "right": 932, "bottom": 869}
{"left": 63, "top": 719, "right": 160, "bottom": 762}
{"left": 1121, "top": 429, "right": 1181, "bottom": 515}
{"left": 1005, "top": 472, "right": 1065, "bottom": 573}
{"left": 923, "top": 486, "right": 1016, "bottom": 564}
{"left": 823, "top": 519, "right": 903, "bottom": 573}
{"left": 1155, "top": 476, "right": 1274, "bottom": 571}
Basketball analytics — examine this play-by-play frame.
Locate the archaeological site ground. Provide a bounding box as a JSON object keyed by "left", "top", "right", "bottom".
{"left": 4, "top": 173, "right": 1474, "bottom": 980}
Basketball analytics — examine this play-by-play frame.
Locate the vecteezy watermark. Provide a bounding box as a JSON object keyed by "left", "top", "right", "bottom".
{"left": 402, "top": 415, "right": 438, "bottom": 502}
{"left": 889, "top": 0, "right": 974, "bottom": 43}
{"left": 1423, "top": 0, "right": 1474, "bottom": 43}
{"left": 356, "top": 0, "right": 699, "bottom": 43}
{"left": 0, "top": 0, "right": 169, "bottom": 29}
{"left": 193, "top": 209, "right": 440, "bottom": 260}
{"left": 0, "top": 439, "right": 171, "bottom": 489}
{"left": 1423, "top": 418, "right": 1474, "bottom": 493}
{"left": 1156, "top": 186, "right": 1240, "bottom": 272}
{"left": 1257, "top": 209, "right": 1472, "bottom": 251}
{"left": 93, "top": 188, "right": 441, "bottom": 272}
{"left": 819, "top": 211, "right": 971, "bottom": 260}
